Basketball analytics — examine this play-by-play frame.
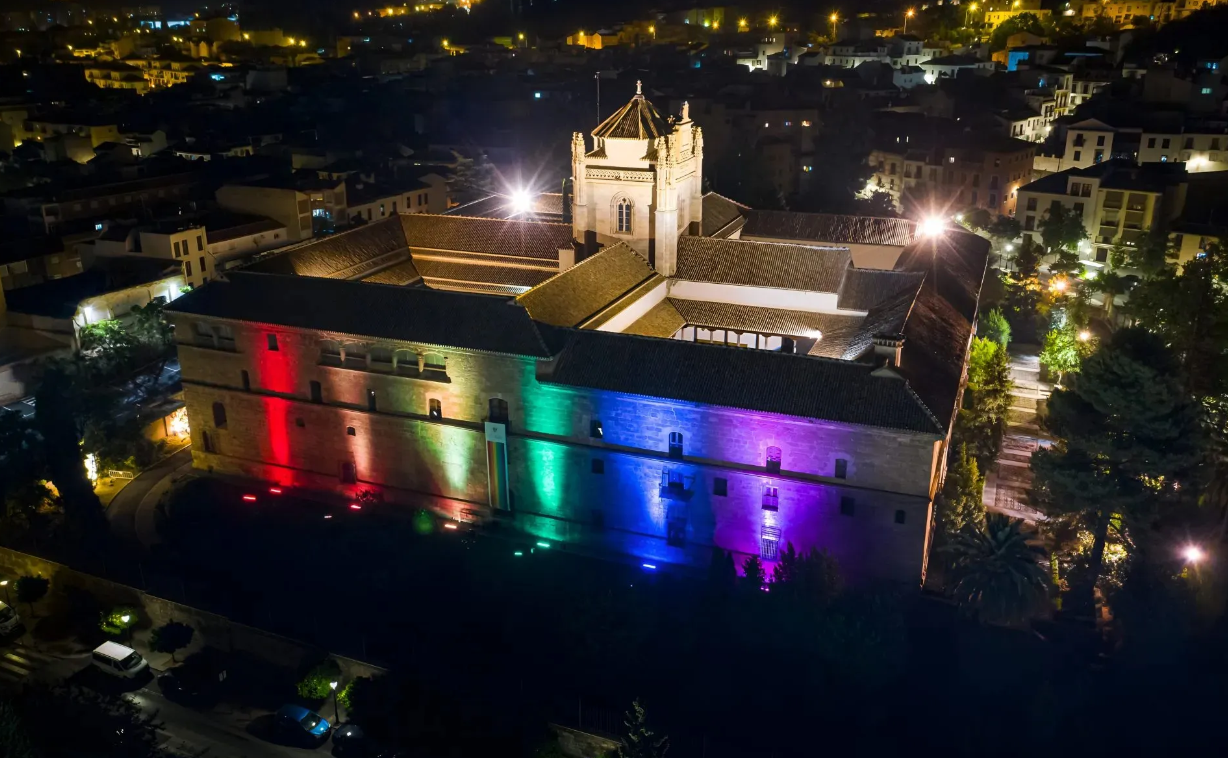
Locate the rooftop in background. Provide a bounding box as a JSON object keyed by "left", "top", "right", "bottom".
{"left": 4, "top": 256, "right": 181, "bottom": 320}
{"left": 1019, "top": 158, "right": 1190, "bottom": 195}
{"left": 446, "top": 193, "right": 565, "bottom": 221}
{"left": 742, "top": 210, "right": 917, "bottom": 247}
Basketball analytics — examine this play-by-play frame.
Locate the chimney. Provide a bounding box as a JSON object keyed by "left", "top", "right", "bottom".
{"left": 872, "top": 333, "right": 905, "bottom": 368}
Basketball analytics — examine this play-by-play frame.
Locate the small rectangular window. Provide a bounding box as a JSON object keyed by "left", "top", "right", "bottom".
{"left": 367, "top": 389, "right": 377, "bottom": 412}
{"left": 840, "top": 497, "right": 855, "bottom": 516}
{"left": 347, "top": 426, "right": 356, "bottom": 436}
{"left": 185, "top": 260, "right": 192, "bottom": 277}
{"left": 295, "top": 417, "right": 305, "bottom": 428}
{"left": 668, "top": 431, "right": 684, "bottom": 459}
{"left": 197, "top": 235, "right": 204, "bottom": 251}
{"left": 834, "top": 459, "right": 848, "bottom": 479}
{"left": 429, "top": 398, "right": 442, "bottom": 419}
{"left": 267, "top": 334, "right": 279, "bottom": 351}
{"left": 199, "top": 255, "right": 207, "bottom": 273}
{"left": 765, "top": 446, "right": 781, "bottom": 474}
{"left": 590, "top": 419, "right": 604, "bottom": 438}
{"left": 340, "top": 461, "right": 357, "bottom": 484}
{"left": 310, "top": 381, "right": 322, "bottom": 403}
{"left": 713, "top": 477, "right": 728, "bottom": 496}
{"left": 240, "top": 370, "right": 250, "bottom": 391}
{"left": 591, "top": 459, "right": 604, "bottom": 474}
{"left": 894, "top": 509, "right": 907, "bottom": 524}
{"left": 761, "top": 526, "right": 780, "bottom": 561}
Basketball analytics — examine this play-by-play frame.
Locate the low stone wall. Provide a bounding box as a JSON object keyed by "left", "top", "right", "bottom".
{"left": 550, "top": 724, "right": 619, "bottom": 758}
{"left": 0, "top": 545, "right": 383, "bottom": 681}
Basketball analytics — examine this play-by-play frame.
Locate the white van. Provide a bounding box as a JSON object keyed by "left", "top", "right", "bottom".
{"left": 0, "top": 602, "right": 19, "bottom": 636}
{"left": 91, "top": 642, "right": 149, "bottom": 679}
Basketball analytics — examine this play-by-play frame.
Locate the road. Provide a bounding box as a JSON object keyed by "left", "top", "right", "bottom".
{"left": 0, "top": 636, "right": 329, "bottom": 758}
{"left": 107, "top": 446, "right": 194, "bottom": 549}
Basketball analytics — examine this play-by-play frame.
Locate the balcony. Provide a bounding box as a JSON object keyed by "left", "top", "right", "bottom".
{"left": 659, "top": 471, "right": 694, "bottom": 501}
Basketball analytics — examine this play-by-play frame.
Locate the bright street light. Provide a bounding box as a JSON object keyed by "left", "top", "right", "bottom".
{"left": 830, "top": 12, "right": 839, "bottom": 37}
{"left": 904, "top": 8, "right": 915, "bottom": 33}
{"left": 919, "top": 216, "right": 946, "bottom": 237}
{"left": 1077, "top": 330, "right": 1091, "bottom": 342}
{"left": 768, "top": 15, "right": 778, "bottom": 27}
{"left": 120, "top": 614, "right": 131, "bottom": 623}
{"left": 510, "top": 189, "right": 532, "bottom": 214}
{"left": 738, "top": 17, "right": 748, "bottom": 29}
{"left": 1184, "top": 545, "right": 1205, "bottom": 563}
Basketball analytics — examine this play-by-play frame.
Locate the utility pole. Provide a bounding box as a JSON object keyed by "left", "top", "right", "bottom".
{"left": 595, "top": 72, "right": 601, "bottom": 124}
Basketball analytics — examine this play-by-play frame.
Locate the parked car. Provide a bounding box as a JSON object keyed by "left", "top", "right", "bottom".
{"left": 91, "top": 642, "right": 149, "bottom": 679}
{"left": 158, "top": 650, "right": 229, "bottom": 706}
{"left": 0, "top": 602, "right": 20, "bottom": 636}
{"left": 274, "top": 704, "right": 331, "bottom": 745}
{"left": 331, "top": 725, "right": 404, "bottom": 758}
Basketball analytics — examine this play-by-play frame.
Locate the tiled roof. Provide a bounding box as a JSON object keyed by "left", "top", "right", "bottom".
{"left": 742, "top": 210, "right": 917, "bottom": 247}
{"left": 400, "top": 214, "right": 573, "bottom": 260}
{"left": 361, "top": 258, "right": 422, "bottom": 286}
{"left": 701, "top": 192, "right": 748, "bottom": 237}
{"left": 675, "top": 237, "right": 851, "bottom": 293}
{"left": 205, "top": 216, "right": 285, "bottom": 243}
{"left": 893, "top": 230, "right": 991, "bottom": 433}
{"left": 244, "top": 217, "right": 408, "bottom": 278}
{"left": 515, "top": 243, "right": 661, "bottom": 327}
{"left": 414, "top": 260, "right": 554, "bottom": 289}
{"left": 836, "top": 269, "right": 926, "bottom": 311}
{"left": 593, "top": 94, "right": 670, "bottom": 140}
{"left": 167, "top": 271, "right": 554, "bottom": 357}
{"left": 445, "top": 192, "right": 565, "bottom": 220}
{"left": 624, "top": 300, "right": 686, "bottom": 338}
{"left": 544, "top": 331, "right": 944, "bottom": 435}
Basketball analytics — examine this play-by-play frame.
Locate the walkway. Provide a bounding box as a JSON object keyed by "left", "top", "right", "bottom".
{"left": 982, "top": 345, "right": 1052, "bottom": 522}
{"left": 106, "top": 446, "right": 193, "bottom": 550}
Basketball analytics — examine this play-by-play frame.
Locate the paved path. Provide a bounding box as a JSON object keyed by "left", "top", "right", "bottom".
{"left": 0, "top": 639, "right": 59, "bottom": 688}
{"left": 107, "top": 446, "right": 193, "bottom": 550}
{"left": 982, "top": 345, "right": 1052, "bottom": 522}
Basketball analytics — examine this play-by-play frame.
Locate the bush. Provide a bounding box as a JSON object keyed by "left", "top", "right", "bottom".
{"left": 151, "top": 621, "right": 194, "bottom": 662}
{"left": 100, "top": 606, "right": 139, "bottom": 636}
{"left": 979, "top": 308, "right": 1011, "bottom": 347}
{"left": 296, "top": 658, "right": 342, "bottom": 700}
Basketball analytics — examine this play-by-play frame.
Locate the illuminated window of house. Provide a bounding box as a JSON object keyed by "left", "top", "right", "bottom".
{"left": 429, "top": 398, "right": 442, "bottom": 418}
{"left": 668, "top": 432, "right": 684, "bottom": 459}
{"left": 616, "top": 198, "right": 633, "bottom": 233}
{"left": 761, "top": 526, "right": 780, "bottom": 561}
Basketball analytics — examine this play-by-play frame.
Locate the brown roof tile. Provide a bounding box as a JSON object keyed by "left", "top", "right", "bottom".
{"left": 515, "top": 243, "right": 661, "bottom": 327}
{"left": 675, "top": 236, "right": 851, "bottom": 293}
{"left": 743, "top": 210, "right": 917, "bottom": 246}
{"left": 592, "top": 94, "right": 670, "bottom": 140}
{"left": 400, "top": 213, "right": 573, "bottom": 260}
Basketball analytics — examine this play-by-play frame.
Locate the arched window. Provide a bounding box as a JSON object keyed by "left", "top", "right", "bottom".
{"left": 616, "top": 198, "right": 633, "bottom": 233}
{"left": 212, "top": 402, "right": 227, "bottom": 428}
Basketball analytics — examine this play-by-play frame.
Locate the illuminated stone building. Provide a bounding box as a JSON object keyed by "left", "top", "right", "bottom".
{"left": 167, "top": 90, "right": 989, "bottom": 585}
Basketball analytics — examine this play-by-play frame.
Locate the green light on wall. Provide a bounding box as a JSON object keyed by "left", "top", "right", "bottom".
{"left": 514, "top": 551, "right": 524, "bottom": 556}
{"left": 536, "top": 541, "right": 551, "bottom": 549}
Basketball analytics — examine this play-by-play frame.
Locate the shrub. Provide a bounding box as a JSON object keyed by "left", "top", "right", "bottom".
{"left": 296, "top": 658, "right": 342, "bottom": 700}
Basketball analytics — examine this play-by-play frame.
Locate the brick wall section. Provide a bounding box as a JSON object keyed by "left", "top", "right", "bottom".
{"left": 173, "top": 315, "right": 942, "bottom": 583}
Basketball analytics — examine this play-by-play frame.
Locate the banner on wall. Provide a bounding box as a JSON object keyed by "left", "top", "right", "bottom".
{"left": 485, "top": 421, "right": 510, "bottom": 510}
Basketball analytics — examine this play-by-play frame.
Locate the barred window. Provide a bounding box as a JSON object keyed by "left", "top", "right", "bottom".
{"left": 617, "top": 198, "right": 633, "bottom": 233}
{"left": 761, "top": 526, "right": 781, "bottom": 561}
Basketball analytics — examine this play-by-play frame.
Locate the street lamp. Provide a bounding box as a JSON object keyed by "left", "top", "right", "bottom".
{"left": 1077, "top": 330, "right": 1091, "bottom": 342}
{"left": 1184, "top": 545, "right": 1205, "bottom": 564}
{"left": 737, "top": 17, "right": 748, "bottom": 30}
{"left": 904, "top": 8, "right": 915, "bottom": 33}
{"left": 330, "top": 681, "right": 341, "bottom": 724}
{"left": 965, "top": 3, "right": 978, "bottom": 26}
{"left": 768, "top": 15, "right": 778, "bottom": 28}
{"left": 829, "top": 12, "right": 839, "bottom": 39}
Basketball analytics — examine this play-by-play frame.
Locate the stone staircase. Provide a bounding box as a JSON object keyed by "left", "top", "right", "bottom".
{"left": 982, "top": 347, "right": 1052, "bottom": 522}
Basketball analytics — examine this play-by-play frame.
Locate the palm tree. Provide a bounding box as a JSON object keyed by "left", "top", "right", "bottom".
{"left": 941, "top": 513, "right": 1050, "bottom": 626}
{"left": 1094, "top": 270, "right": 1130, "bottom": 321}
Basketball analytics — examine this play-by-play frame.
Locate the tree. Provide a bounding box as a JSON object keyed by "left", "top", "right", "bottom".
{"left": 1128, "top": 244, "right": 1228, "bottom": 399}
{"left": 962, "top": 208, "right": 993, "bottom": 231}
{"left": 941, "top": 513, "right": 1050, "bottom": 625}
{"left": 1120, "top": 232, "right": 1176, "bottom": 278}
{"left": 1093, "top": 269, "right": 1131, "bottom": 320}
{"left": 0, "top": 411, "right": 54, "bottom": 540}
{"left": 1013, "top": 235, "right": 1042, "bottom": 278}
{"left": 741, "top": 554, "right": 765, "bottom": 592}
{"left": 100, "top": 606, "right": 139, "bottom": 636}
{"left": 616, "top": 699, "right": 668, "bottom": 758}
{"left": 14, "top": 576, "right": 48, "bottom": 617}
{"left": 1038, "top": 204, "right": 1087, "bottom": 275}
{"left": 959, "top": 338, "right": 1013, "bottom": 464}
{"left": 705, "top": 547, "right": 736, "bottom": 597}
{"left": 1032, "top": 328, "right": 1203, "bottom": 615}
{"left": 297, "top": 658, "right": 342, "bottom": 700}
{"left": 979, "top": 307, "right": 1012, "bottom": 347}
{"left": 987, "top": 215, "right": 1022, "bottom": 243}
{"left": 0, "top": 699, "right": 35, "bottom": 758}
{"left": 770, "top": 542, "right": 843, "bottom": 606}
{"left": 151, "top": 621, "right": 194, "bottom": 662}
{"left": 34, "top": 362, "right": 106, "bottom": 537}
{"left": 939, "top": 443, "right": 986, "bottom": 537}
{"left": 1039, "top": 324, "right": 1083, "bottom": 385}
{"left": 990, "top": 12, "right": 1046, "bottom": 50}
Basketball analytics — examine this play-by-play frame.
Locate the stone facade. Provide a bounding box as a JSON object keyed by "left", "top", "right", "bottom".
{"left": 175, "top": 314, "right": 941, "bottom": 584}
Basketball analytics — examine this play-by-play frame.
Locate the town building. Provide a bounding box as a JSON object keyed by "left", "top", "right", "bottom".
{"left": 167, "top": 89, "right": 990, "bottom": 586}
{"left": 216, "top": 175, "right": 348, "bottom": 242}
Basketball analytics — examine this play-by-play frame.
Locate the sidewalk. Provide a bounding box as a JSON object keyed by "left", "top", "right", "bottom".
{"left": 982, "top": 344, "right": 1052, "bottom": 522}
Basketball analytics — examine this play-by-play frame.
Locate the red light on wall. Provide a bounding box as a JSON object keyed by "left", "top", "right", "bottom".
{"left": 269, "top": 487, "right": 283, "bottom": 495}
{"left": 242, "top": 495, "right": 257, "bottom": 502}
{"left": 349, "top": 503, "right": 362, "bottom": 510}
{"left": 443, "top": 522, "right": 458, "bottom": 530}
